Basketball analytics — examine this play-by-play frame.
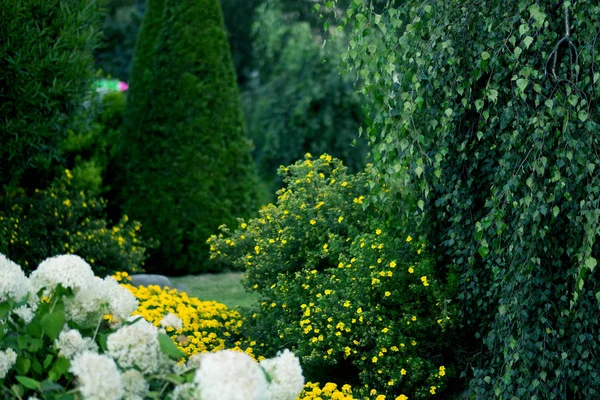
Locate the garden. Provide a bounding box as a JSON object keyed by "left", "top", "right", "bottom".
{"left": 1, "top": 0, "right": 599, "bottom": 399}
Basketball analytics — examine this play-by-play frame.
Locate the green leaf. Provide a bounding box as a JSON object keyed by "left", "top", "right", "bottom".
{"left": 481, "top": 51, "right": 490, "bottom": 60}
{"left": 48, "top": 357, "right": 70, "bottom": 382}
{"left": 578, "top": 110, "right": 588, "bottom": 122}
{"left": 16, "top": 376, "right": 40, "bottom": 390}
{"left": 15, "top": 357, "right": 31, "bottom": 375}
{"left": 40, "top": 379, "right": 64, "bottom": 393}
{"left": 158, "top": 333, "right": 185, "bottom": 360}
{"left": 0, "top": 301, "right": 12, "bottom": 319}
{"left": 414, "top": 165, "right": 423, "bottom": 177}
{"left": 552, "top": 206, "right": 560, "bottom": 217}
{"left": 585, "top": 257, "right": 597, "bottom": 271}
{"left": 514, "top": 46, "right": 522, "bottom": 58}
{"left": 487, "top": 89, "right": 498, "bottom": 103}
{"left": 475, "top": 99, "right": 484, "bottom": 112}
{"left": 523, "top": 36, "right": 534, "bottom": 48}
{"left": 478, "top": 245, "right": 489, "bottom": 259}
{"left": 445, "top": 108, "right": 453, "bottom": 117}
{"left": 40, "top": 310, "right": 65, "bottom": 340}
{"left": 516, "top": 78, "right": 528, "bottom": 91}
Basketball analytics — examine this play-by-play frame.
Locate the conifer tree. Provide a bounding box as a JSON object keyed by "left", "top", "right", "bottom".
{"left": 119, "top": 0, "right": 259, "bottom": 273}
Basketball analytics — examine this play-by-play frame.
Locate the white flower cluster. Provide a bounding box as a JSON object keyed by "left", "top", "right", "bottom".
{"left": 107, "top": 318, "right": 161, "bottom": 374}
{"left": 56, "top": 329, "right": 98, "bottom": 359}
{"left": 0, "top": 253, "right": 30, "bottom": 303}
{"left": 65, "top": 276, "right": 138, "bottom": 329}
{"left": 0, "top": 348, "right": 17, "bottom": 379}
{"left": 30, "top": 254, "right": 96, "bottom": 296}
{"left": 160, "top": 312, "right": 183, "bottom": 331}
{"left": 175, "top": 349, "right": 304, "bottom": 400}
{"left": 70, "top": 351, "right": 124, "bottom": 400}
{"left": 260, "top": 349, "right": 305, "bottom": 400}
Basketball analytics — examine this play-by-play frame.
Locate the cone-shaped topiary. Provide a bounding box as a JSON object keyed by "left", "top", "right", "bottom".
{"left": 118, "top": 0, "right": 259, "bottom": 274}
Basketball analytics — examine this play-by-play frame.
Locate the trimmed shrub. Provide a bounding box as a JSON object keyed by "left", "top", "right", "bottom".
{"left": 209, "top": 155, "right": 457, "bottom": 399}
{"left": 0, "top": 171, "right": 152, "bottom": 277}
{"left": 0, "top": 0, "right": 101, "bottom": 187}
{"left": 119, "top": 0, "right": 260, "bottom": 274}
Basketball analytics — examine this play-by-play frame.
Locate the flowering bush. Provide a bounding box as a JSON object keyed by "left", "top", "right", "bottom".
{"left": 209, "top": 154, "right": 458, "bottom": 399}
{"left": 0, "top": 253, "right": 305, "bottom": 400}
{"left": 0, "top": 170, "right": 154, "bottom": 276}
{"left": 114, "top": 272, "right": 259, "bottom": 360}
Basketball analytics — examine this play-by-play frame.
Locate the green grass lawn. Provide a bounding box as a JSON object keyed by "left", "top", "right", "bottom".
{"left": 170, "top": 272, "right": 258, "bottom": 310}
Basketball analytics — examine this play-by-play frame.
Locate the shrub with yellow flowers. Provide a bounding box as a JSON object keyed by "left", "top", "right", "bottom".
{"left": 208, "top": 154, "right": 458, "bottom": 399}
{"left": 114, "top": 272, "right": 258, "bottom": 361}
{"left": 0, "top": 170, "right": 154, "bottom": 276}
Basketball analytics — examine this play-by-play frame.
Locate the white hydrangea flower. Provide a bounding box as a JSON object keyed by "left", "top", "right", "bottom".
{"left": 193, "top": 350, "right": 268, "bottom": 400}
{"left": 30, "top": 255, "right": 95, "bottom": 296}
{"left": 107, "top": 318, "right": 160, "bottom": 374}
{"left": 171, "top": 383, "right": 200, "bottom": 400}
{"left": 0, "top": 348, "right": 17, "bottom": 379}
{"left": 0, "top": 253, "right": 30, "bottom": 303}
{"left": 121, "top": 369, "right": 149, "bottom": 400}
{"left": 55, "top": 329, "right": 98, "bottom": 360}
{"left": 12, "top": 302, "right": 37, "bottom": 324}
{"left": 70, "top": 351, "right": 123, "bottom": 400}
{"left": 260, "top": 349, "right": 305, "bottom": 400}
{"left": 160, "top": 313, "right": 183, "bottom": 331}
{"left": 65, "top": 276, "right": 137, "bottom": 329}
{"left": 103, "top": 276, "right": 138, "bottom": 323}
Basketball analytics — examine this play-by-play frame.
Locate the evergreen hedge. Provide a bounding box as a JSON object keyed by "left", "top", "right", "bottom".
{"left": 0, "top": 0, "right": 101, "bottom": 187}
{"left": 119, "top": 0, "right": 259, "bottom": 274}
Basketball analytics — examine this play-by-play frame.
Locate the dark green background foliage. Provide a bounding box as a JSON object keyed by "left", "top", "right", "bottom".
{"left": 119, "top": 0, "right": 260, "bottom": 274}
{"left": 60, "top": 91, "right": 126, "bottom": 198}
{"left": 210, "top": 155, "right": 458, "bottom": 399}
{"left": 0, "top": 172, "right": 150, "bottom": 277}
{"left": 243, "top": 3, "right": 367, "bottom": 185}
{"left": 95, "top": 0, "right": 145, "bottom": 80}
{"left": 337, "top": 0, "right": 600, "bottom": 398}
{"left": 0, "top": 0, "right": 101, "bottom": 188}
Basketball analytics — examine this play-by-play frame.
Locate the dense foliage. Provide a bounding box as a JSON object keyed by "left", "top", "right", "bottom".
{"left": 0, "top": 0, "right": 101, "bottom": 187}
{"left": 210, "top": 155, "right": 457, "bottom": 399}
{"left": 243, "top": 2, "right": 367, "bottom": 186}
{"left": 334, "top": 1, "right": 600, "bottom": 398}
{"left": 0, "top": 171, "right": 150, "bottom": 277}
{"left": 118, "top": 0, "right": 260, "bottom": 274}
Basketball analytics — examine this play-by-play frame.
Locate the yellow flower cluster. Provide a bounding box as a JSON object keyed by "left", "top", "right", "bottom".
{"left": 114, "top": 272, "right": 257, "bottom": 360}
{"left": 298, "top": 382, "right": 356, "bottom": 400}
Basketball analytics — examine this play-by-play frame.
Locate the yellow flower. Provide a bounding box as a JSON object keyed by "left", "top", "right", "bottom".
{"left": 376, "top": 229, "right": 382, "bottom": 235}
{"left": 420, "top": 276, "right": 429, "bottom": 286}
{"left": 411, "top": 315, "right": 417, "bottom": 321}
{"left": 310, "top": 219, "right": 316, "bottom": 225}
{"left": 376, "top": 395, "right": 386, "bottom": 400}
{"left": 390, "top": 261, "right": 396, "bottom": 268}
{"left": 356, "top": 307, "right": 363, "bottom": 314}
{"left": 430, "top": 386, "right": 436, "bottom": 394}
{"left": 372, "top": 356, "right": 378, "bottom": 363}
{"left": 401, "top": 368, "right": 407, "bottom": 375}
{"left": 406, "top": 235, "right": 413, "bottom": 242}
{"left": 384, "top": 291, "right": 391, "bottom": 297}
{"left": 240, "top": 222, "right": 247, "bottom": 229}
{"left": 341, "top": 181, "right": 348, "bottom": 187}
{"left": 439, "top": 365, "right": 446, "bottom": 377}
{"left": 338, "top": 216, "right": 344, "bottom": 223}
{"left": 396, "top": 396, "right": 408, "bottom": 400}
{"left": 408, "top": 266, "right": 414, "bottom": 274}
